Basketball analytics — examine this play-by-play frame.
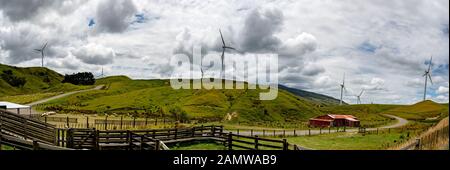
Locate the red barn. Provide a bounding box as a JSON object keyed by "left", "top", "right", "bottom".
{"left": 309, "top": 114, "right": 360, "bottom": 127}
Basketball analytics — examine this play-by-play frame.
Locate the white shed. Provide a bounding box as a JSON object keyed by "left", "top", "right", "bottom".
{"left": 0, "top": 101, "right": 31, "bottom": 115}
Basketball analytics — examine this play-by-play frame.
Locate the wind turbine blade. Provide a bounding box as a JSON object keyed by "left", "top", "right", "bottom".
{"left": 34, "top": 49, "right": 41, "bottom": 52}
{"left": 342, "top": 73, "right": 345, "bottom": 86}
{"left": 42, "top": 42, "right": 48, "bottom": 50}
{"left": 219, "top": 29, "right": 225, "bottom": 46}
{"left": 359, "top": 89, "right": 365, "bottom": 96}
{"left": 224, "top": 46, "right": 236, "bottom": 50}
{"left": 428, "top": 74, "right": 433, "bottom": 84}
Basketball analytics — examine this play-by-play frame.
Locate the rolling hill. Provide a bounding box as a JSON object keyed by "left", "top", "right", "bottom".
{"left": 0, "top": 64, "right": 92, "bottom": 101}
{"left": 382, "top": 100, "right": 449, "bottom": 120}
{"left": 38, "top": 76, "right": 328, "bottom": 124}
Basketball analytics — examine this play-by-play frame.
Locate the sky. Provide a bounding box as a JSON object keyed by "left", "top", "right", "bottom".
{"left": 0, "top": 0, "right": 448, "bottom": 104}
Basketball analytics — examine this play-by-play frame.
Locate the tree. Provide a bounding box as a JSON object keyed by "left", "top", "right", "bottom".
{"left": 62, "top": 72, "right": 95, "bottom": 85}
{"left": 1, "top": 70, "right": 26, "bottom": 87}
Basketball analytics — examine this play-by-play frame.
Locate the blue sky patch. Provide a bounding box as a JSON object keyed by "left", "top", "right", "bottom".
{"left": 88, "top": 18, "right": 95, "bottom": 27}
{"left": 358, "top": 41, "right": 378, "bottom": 53}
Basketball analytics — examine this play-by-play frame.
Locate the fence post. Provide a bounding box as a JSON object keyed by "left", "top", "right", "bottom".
{"left": 0, "top": 114, "right": 2, "bottom": 150}
{"left": 283, "top": 130, "right": 286, "bottom": 137}
{"left": 86, "top": 116, "right": 89, "bottom": 128}
{"left": 192, "top": 127, "right": 196, "bottom": 137}
{"left": 329, "top": 127, "right": 331, "bottom": 133}
{"left": 308, "top": 128, "right": 311, "bottom": 136}
{"left": 415, "top": 138, "right": 421, "bottom": 150}
{"left": 120, "top": 116, "right": 123, "bottom": 130}
{"left": 251, "top": 129, "right": 253, "bottom": 136}
{"left": 155, "top": 118, "right": 158, "bottom": 126}
{"left": 377, "top": 128, "right": 379, "bottom": 135}
{"left": 211, "top": 125, "right": 215, "bottom": 137}
{"left": 66, "top": 116, "right": 69, "bottom": 128}
{"left": 104, "top": 116, "right": 108, "bottom": 130}
{"left": 145, "top": 117, "right": 148, "bottom": 126}
{"left": 155, "top": 139, "right": 161, "bottom": 150}
{"left": 44, "top": 116, "right": 47, "bottom": 123}
{"left": 133, "top": 117, "right": 136, "bottom": 128}
{"left": 174, "top": 128, "right": 178, "bottom": 139}
{"left": 283, "top": 139, "right": 288, "bottom": 150}
{"left": 67, "top": 129, "right": 73, "bottom": 148}
{"left": 294, "top": 129, "right": 296, "bottom": 136}
{"left": 228, "top": 132, "right": 233, "bottom": 150}
{"left": 263, "top": 130, "right": 265, "bottom": 137}
{"left": 319, "top": 128, "right": 322, "bottom": 134}
{"left": 32, "top": 140, "right": 39, "bottom": 150}
{"left": 343, "top": 126, "right": 346, "bottom": 132}
{"left": 23, "top": 119, "right": 28, "bottom": 139}
{"left": 255, "top": 135, "right": 259, "bottom": 150}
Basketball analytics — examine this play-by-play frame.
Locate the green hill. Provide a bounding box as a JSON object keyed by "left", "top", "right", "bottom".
{"left": 382, "top": 100, "right": 449, "bottom": 120}
{"left": 38, "top": 76, "right": 324, "bottom": 124}
{"left": 0, "top": 64, "right": 92, "bottom": 103}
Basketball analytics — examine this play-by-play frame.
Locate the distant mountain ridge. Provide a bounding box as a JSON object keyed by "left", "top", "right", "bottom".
{"left": 278, "top": 84, "right": 343, "bottom": 106}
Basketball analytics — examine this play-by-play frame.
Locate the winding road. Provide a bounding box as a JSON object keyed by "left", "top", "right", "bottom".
{"left": 24, "top": 85, "right": 105, "bottom": 115}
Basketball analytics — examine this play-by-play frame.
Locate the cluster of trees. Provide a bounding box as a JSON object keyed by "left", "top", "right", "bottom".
{"left": 1, "top": 70, "right": 26, "bottom": 87}
{"left": 62, "top": 72, "right": 95, "bottom": 85}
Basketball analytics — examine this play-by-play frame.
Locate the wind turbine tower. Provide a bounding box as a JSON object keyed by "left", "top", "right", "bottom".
{"left": 423, "top": 56, "right": 433, "bottom": 101}
{"left": 339, "top": 74, "right": 346, "bottom": 105}
{"left": 356, "top": 89, "right": 365, "bottom": 104}
{"left": 34, "top": 42, "right": 48, "bottom": 67}
{"left": 218, "top": 29, "right": 237, "bottom": 79}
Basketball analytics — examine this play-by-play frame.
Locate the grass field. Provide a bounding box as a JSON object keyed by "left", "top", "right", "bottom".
{"left": 279, "top": 131, "right": 412, "bottom": 150}
{"left": 0, "top": 145, "right": 16, "bottom": 150}
{"left": 170, "top": 141, "right": 226, "bottom": 150}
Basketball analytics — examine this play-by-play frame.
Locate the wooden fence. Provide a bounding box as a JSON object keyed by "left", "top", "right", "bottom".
{"left": 0, "top": 109, "right": 56, "bottom": 145}
{"left": 392, "top": 117, "right": 449, "bottom": 150}
{"left": 55, "top": 125, "right": 298, "bottom": 150}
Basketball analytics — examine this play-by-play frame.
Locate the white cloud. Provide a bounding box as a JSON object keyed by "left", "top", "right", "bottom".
{"left": 0, "top": 0, "right": 448, "bottom": 104}
{"left": 437, "top": 86, "right": 449, "bottom": 95}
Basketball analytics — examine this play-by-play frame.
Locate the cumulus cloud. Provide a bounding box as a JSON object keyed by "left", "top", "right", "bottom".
{"left": 436, "top": 86, "right": 449, "bottom": 95}
{"left": 0, "top": 0, "right": 448, "bottom": 104}
{"left": 71, "top": 43, "right": 115, "bottom": 65}
{"left": 301, "top": 63, "right": 325, "bottom": 76}
{"left": 239, "top": 8, "right": 283, "bottom": 52}
{"left": 281, "top": 32, "right": 317, "bottom": 57}
{"left": 96, "top": 0, "right": 137, "bottom": 33}
{"left": 0, "top": 0, "right": 53, "bottom": 21}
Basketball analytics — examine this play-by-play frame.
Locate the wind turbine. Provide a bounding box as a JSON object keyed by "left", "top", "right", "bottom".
{"left": 34, "top": 42, "right": 48, "bottom": 67}
{"left": 356, "top": 89, "right": 365, "bottom": 104}
{"left": 100, "top": 67, "right": 104, "bottom": 78}
{"left": 219, "top": 29, "right": 237, "bottom": 79}
{"left": 423, "top": 56, "right": 433, "bottom": 101}
{"left": 339, "top": 74, "right": 346, "bottom": 105}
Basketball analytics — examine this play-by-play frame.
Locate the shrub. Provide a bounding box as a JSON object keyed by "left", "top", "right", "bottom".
{"left": 1, "top": 70, "right": 26, "bottom": 87}
{"left": 62, "top": 72, "right": 95, "bottom": 85}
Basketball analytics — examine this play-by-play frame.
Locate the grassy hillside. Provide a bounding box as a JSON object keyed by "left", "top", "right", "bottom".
{"left": 382, "top": 100, "right": 449, "bottom": 120}
{"left": 0, "top": 64, "right": 92, "bottom": 103}
{"left": 37, "top": 76, "right": 324, "bottom": 124}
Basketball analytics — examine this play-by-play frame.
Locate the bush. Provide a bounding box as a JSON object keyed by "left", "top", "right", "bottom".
{"left": 62, "top": 72, "right": 95, "bottom": 85}
{"left": 1, "top": 70, "right": 26, "bottom": 87}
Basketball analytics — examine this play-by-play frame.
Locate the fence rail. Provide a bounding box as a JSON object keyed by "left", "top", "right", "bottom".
{"left": 393, "top": 117, "right": 449, "bottom": 150}
{"left": 1, "top": 109, "right": 56, "bottom": 145}
{"left": 55, "top": 125, "right": 298, "bottom": 150}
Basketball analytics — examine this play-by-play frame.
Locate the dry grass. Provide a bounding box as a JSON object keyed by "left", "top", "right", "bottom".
{"left": 390, "top": 117, "right": 449, "bottom": 150}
